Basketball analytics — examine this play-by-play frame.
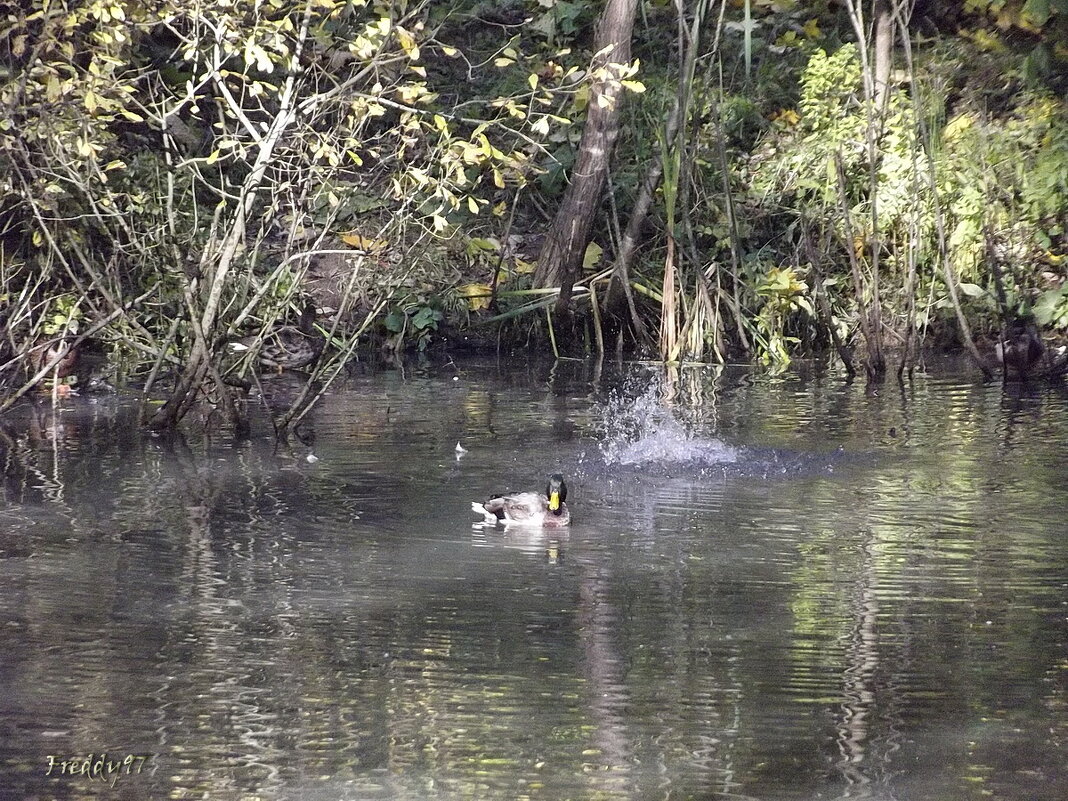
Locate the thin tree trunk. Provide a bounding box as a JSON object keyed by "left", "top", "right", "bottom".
{"left": 893, "top": 3, "right": 989, "bottom": 379}
{"left": 872, "top": 0, "right": 894, "bottom": 111}
{"left": 803, "top": 225, "right": 856, "bottom": 377}
{"left": 834, "top": 153, "right": 883, "bottom": 381}
{"left": 534, "top": 0, "right": 639, "bottom": 313}
{"left": 898, "top": 228, "right": 919, "bottom": 380}
{"left": 606, "top": 101, "right": 676, "bottom": 344}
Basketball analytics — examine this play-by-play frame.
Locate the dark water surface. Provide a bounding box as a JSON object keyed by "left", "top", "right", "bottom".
{"left": 1, "top": 360, "right": 1066, "bottom": 801}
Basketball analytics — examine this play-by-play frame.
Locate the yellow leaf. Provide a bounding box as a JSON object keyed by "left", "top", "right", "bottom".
{"left": 802, "top": 18, "right": 821, "bottom": 38}
{"left": 84, "top": 90, "right": 97, "bottom": 113}
{"left": 467, "top": 196, "right": 479, "bottom": 214}
{"left": 459, "top": 141, "right": 483, "bottom": 165}
{"left": 531, "top": 116, "right": 550, "bottom": 136}
{"left": 943, "top": 113, "right": 975, "bottom": 141}
{"left": 459, "top": 283, "right": 493, "bottom": 311}
{"left": 514, "top": 258, "right": 536, "bottom": 274}
{"left": 771, "top": 108, "right": 800, "bottom": 126}
{"left": 528, "top": 73, "right": 539, "bottom": 90}
{"left": 409, "top": 166, "right": 429, "bottom": 186}
{"left": 620, "top": 80, "right": 645, "bottom": 93}
{"left": 245, "top": 42, "right": 273, "bottom": 74}
{"left": 494, "top": 57, "right": 515, "bottom": 68}
{"left": 442, "top": 46, "right": 458, "bottom": 57}
{"left": 395, "top": 82, "right": 428, "bottom": 103}
{"left": 341, "top": 232, "right": 388, "bottom": 252}
{"left": 396, "top": 27, "right": 417, "bottom": 57}
{"left": 353, "top": 35, "right": 374, "bottom": 59}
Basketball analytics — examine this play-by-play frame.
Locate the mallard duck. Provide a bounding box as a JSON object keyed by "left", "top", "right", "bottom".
{"left": 230, "top": 301, "right": 323, "bottom": 372}
{"left": 31, "top": 336, "right": 79, "bottom": 379}
{"left": 472, "top": 473, "right": 571, "bottom": 527}
{"left": 996, "top": 317, "right": 1045, "bottom": 378}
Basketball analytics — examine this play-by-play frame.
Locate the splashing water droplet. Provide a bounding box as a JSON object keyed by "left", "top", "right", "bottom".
{"left": 599, "top": 375, "right": 737, "bottom": 468}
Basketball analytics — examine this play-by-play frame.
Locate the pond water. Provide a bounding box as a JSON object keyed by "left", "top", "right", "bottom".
{"left": 1, "top": 359, "right": 1066, "bottom": 801}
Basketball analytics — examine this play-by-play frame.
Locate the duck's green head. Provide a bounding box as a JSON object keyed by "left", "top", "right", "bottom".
{"left": 546, "top": 474, "right": 567, "bottom": 514}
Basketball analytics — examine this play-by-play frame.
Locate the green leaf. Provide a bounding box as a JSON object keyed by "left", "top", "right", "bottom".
{"left": 465, "top": 237, "right": 500, "bottom": 256}
{"left": 582, "top": 241, "right": 603, "bottom": 271}
{"left": 1022, "top": 0, "right": 1051, "bottom": 26}
{"left": 412, "top": 306, "right": 442, "bottom": 330}
{"left": 1032, "top": 286, "right": 1068, "bottom": 327}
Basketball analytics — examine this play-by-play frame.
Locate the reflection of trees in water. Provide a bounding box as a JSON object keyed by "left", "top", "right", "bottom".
{"left": 4, "top": 364, "right": 1068, "bottom": 799}
{"left": 0, "top": 402, "right": 352, "bottom": 797}
{"left": 577, "top": 557, "right": 634, "bottom": 797}
{"left": 834, "top": 532, "right": 891, "bottom": 793}
{"left": 0, "top": 401, "right": 141, "bottom": 510}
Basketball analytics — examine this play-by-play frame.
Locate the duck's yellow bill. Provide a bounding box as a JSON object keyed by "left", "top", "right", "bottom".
{"left": 548, "top": 491, "right": 560, "bottom": 511}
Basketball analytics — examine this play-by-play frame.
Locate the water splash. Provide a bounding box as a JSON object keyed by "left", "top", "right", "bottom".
{"left": 598, "top": 376, "right": 738, "bottom": 468}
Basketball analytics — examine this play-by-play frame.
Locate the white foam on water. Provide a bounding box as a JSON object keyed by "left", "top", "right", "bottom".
{"left": 599, "top": 376, "right": 737, "bottom": 467}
